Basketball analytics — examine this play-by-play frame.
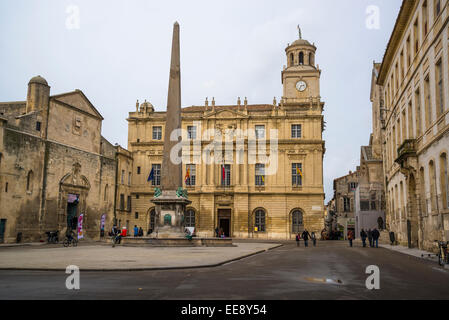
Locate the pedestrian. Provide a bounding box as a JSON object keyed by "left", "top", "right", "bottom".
{"left": 367, "top": 229, "right": 373, "bottom": 247}
{"left": 302, "top": 230, "right": 311, "bottom": 247}
{"left": 372, "top": 228, "right": 380, "bottom": 248}
{"left": 134, "top": 225, "right": 138, "bottom": 237}
{"left": 347, "top": 229, "right": 354, "bottom": 247}
{"left": 360, "top": 229, "right": 367, "bottom": 247}
{"left": 311, "top": 232, "right": 317, "bottom": 247}
{"left": 215, "top": 227, "right": 219, "bottom": 238}
{"left": 295, "top": 233, "right": 301, "bottom": 247}
{"left": 138, "top": 227, "right": 143, "bottom": 237}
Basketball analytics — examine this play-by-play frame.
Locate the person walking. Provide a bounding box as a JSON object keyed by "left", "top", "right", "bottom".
{"left": 138, "top": 227, "right": 143, "bottom": 237}
{"left": 360, "top": 229, "right": 368, "bottom": 247}
{"left": 134, "top": 225, "right": 139, "bottom": 237}
{"left": 367, "top": 229, "right": 373, "bottom": 247}
{"left": 295, "top": 233, "right": 301, "bottom": 247}
{"left": 311, "top": 232, "right": 317, "bottom": 247}
{"left": 347, "top": 229, "right": 354, "bottom": 247}
{"left": 372, "top": 228, "right": 380, "bottom": 248}
{"left": 302, "top": 230, "right": 311, "bottom": 247}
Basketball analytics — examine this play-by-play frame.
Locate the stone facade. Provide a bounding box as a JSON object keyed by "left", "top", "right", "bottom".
{"left": 0, "top": 76, "right": 118, "bottom": 243}
{"left": 126, "top": 35, "right": 326, "bottom": 240}
{"left": 377, "top": 0, "right": 449, "bottom": 250}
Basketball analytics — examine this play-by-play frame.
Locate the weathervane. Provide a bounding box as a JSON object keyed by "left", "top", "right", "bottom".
{"left": 297, "top": 25, "right": 302, "bottom": 39}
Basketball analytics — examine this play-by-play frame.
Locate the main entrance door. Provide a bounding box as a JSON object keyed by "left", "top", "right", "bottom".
{"left": 0, "top": 219, "right": 6, "bottom": 243}
{"left": 218, "top": 209, "right": 231, "bottom": 237}
{"left": 67, "top": 194, "right": 79, "bottom": 232}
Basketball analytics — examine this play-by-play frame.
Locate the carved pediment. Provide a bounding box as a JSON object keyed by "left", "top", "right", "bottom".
{"left": 51, "top": 90, "right": 104, "bottom": 120}
{"left": 60, "top": 163, "right": 91, "bottom": 190}
{"left": 205, "top": 108, "right": 248, "bottom": 120}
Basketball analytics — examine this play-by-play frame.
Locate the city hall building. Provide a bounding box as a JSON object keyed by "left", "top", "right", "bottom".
{"left": 122, "top": 34, "right": 326, "bottom": 239}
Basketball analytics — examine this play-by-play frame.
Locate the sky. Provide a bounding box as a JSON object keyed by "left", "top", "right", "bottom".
{"left": 0, "top": 0, "right": 402, "bottom": 202}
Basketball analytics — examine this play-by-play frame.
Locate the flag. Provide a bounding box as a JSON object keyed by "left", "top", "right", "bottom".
{"left": 77, "top": 214, "right": 84, "bottom": 240}
{"left": 222, "top": 165, "right": 226, "bottom": 181}
{"left": 296, "top": 167, "right": 303, "bottom": 177}
{"left": 184, "top": 167, "right": 190, "bottom": 183}
{"left": 147, "top": 168, "right": 154, "bottom": 182}
{"left": 261, "top": 175, "right": 265, "bottom": 183}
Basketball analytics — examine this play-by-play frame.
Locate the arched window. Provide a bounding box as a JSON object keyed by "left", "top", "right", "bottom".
{"left": 255, "top": 209, "right": 266, "bottom": 232}
{"left": 26, "top": 170, "right": 33, "bottom": 192}
{"left": 292, "top": 210, "right": 303, "bottom": 233}
{"left": 440, "top": 153, "right": 448, "bottom": 209}
{"left": 299, "top": 52, "right": 304, "bottom": 65}
{"left": 309, "top": 52, "right": 315, "bottom": 66}
{"left": 419, "top": 167, "right": 426, "bottom": 214}
{"left": 185, "top": 209, "right": 196, "bottom": 228}
{"left": 150, "top": 209, "right": 156, "bottom": 231}
{"left": 290, "top": 53, "right": 294, "bottom": 66}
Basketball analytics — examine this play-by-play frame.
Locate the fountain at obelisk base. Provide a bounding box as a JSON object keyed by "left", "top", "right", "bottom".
{"left": 119, "top": 22, "right": 232, "bottom": 247}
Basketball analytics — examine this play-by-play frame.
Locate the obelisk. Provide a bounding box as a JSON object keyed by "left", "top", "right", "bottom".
{"left": 151, "top": 22, "right": 191, "bottom": 239}
{"left": 161, "top": 21, "right": 182, "bottom": 189}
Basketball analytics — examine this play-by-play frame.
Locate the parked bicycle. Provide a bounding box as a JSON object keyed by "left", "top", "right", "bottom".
{"left": 45, "top": 231, "right": 59, "bottom": 244}
{"left": 436, "top": 240, "right": 449, "bottom": 266}
{"left": 63, "top": 232, "right": 78, "bottom": 247}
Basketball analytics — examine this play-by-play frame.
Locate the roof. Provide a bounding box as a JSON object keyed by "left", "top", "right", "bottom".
{"left": 29, "top": 75, "right": 48, "bottom": 86}
{"left": 377, "top": 0, "right": 417, "bottom": 85}
{"left": 182, "top": 104, "right": 275, "bottom": 113}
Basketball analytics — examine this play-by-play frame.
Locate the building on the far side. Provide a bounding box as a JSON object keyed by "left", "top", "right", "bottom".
{"left": 377, "top": 0, "right": 449, "bottom": 250}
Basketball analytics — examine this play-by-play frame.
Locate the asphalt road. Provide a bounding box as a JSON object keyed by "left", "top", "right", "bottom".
{"left": 0, "top": 241, "right": 448, "bottom": 300}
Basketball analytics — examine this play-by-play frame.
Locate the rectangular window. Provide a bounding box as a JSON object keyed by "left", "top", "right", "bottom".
{"left": 291, "top": 124, "right": 302, "bottom": 138}
{"left": 135, "top": 212, "right": 139, "bottom": 219}
{"left": 185, "top": 164, "right": 196, "bottom": 186}
{"left": 408, "top": 102, "right": 413, "bottom": 139}
{"left": 127, "top": 196, "right": 132, "bottom": 211}
{"left": 136, "top": 194, "right": 140, "bottom": 199}
{"left": 36, "top": 122, "right": 41, "bottom": 132}
{"left": 255, "top": 164, "right": 265, "bottom": 186}
{"left": 152, "top": 126, "right": 162, "bottom": 140}
{"left": 152, "top": 164, "right": 161, "bottom": 186}
{"left": 187, "top": 126, "right": 197, "bottom": 140}
{"left": 348, "top": 182, "right": 358, "bottom": 191}
{"left": 120, "top": 194, "right": 125, "bottom": 211}
{"left": 424, "top": 76, "right": 432, "bottom": 128}
{"left": 415, "top": 89, "right": 422, "bottom": 136}
{"left": 221, "top": 164, "right": 231, "bottom": 186}
{"left": 413, "top": 19, "right": 419, "bottom": 54}
{"left": 406, "top": 36, "right": 411, "bottom": 68}
{"left": 255, "top": 211, "right": 266, "bottom": 232}
{"left": 5, "top": 182, "right": 8, "bottom": 193}
{"left": 292, "top": 163, "right": 303, "bottom": 186}
{"left": 255, "top": 125, "right": 265, "bottom": 139}
{"left": 435, "top": 0, "right": 441, "bottom": 18}
{"left": 343, "top": 197, "right": 350, "bottom": 212}
{"left": 128, "top": 172, "right": 131, "bottom": 185}
{"left": 436, "top": 60, "right": 444, "bottom": 116}
{"left": 360, "top": 201, "right": 370, "bottom": 211}
{"left": 121, "top": 170, "right": 125, "bottom": 184}
{"left": 423, "top": 1, "right": 428, "bottom": 36}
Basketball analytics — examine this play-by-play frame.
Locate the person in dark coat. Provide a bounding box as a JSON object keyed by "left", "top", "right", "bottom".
{"left": 367, "top": 229, "right": 373, "bottom": 247}
{"left": 311, "top": 232, "right": 317, "bottom": 247}
{"left": 360, "top": 229, "right": 368, "bottom": 247}
{"left": 295, "top": 233, "right": 301, "bottom": 247}
{"left": 138, "top": 227, "right": 143, "bottom": 237}
{"left": 372, "top": 228, "right": 380, "bottom": 248}
{"left": 302, "top": 230, "right": 311, "bottom": 247}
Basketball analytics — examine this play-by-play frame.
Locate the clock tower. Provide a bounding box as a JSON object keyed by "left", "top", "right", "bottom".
{"left": 282, "top": 30, "right": 321, "bottom": 101}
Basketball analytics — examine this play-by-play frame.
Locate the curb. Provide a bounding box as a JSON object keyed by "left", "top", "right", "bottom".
{"left": 0, "top": 244, "right": 283, "bottom": 272}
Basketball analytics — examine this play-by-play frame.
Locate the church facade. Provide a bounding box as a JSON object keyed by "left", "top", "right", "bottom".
{"left": 124, "top": 34, "right": 326, "bottom": 239}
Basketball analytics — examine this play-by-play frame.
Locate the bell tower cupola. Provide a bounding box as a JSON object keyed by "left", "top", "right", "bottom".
{"left": 282, "top": 26, "right": 321, "bottom": 101}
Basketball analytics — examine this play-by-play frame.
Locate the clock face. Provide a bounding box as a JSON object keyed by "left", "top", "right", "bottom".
{"left": 296, "top": 80, "right": 307, "bottom": 92}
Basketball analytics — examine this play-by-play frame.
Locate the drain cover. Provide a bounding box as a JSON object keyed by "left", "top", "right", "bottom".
{"left": 304, "top": 277, "right": 343, "bottom": 285}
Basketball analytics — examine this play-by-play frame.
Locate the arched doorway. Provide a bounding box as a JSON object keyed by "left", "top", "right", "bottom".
{"left": 407, "top": 174, "right": 419, "bottom": 248}
{"left": 291, "top": 209, "right": 304, "bottom": 234}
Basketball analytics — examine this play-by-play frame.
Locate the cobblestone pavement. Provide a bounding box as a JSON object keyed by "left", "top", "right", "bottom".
{"left": 0, "top": 241, "right": 448, "bottom": 300}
